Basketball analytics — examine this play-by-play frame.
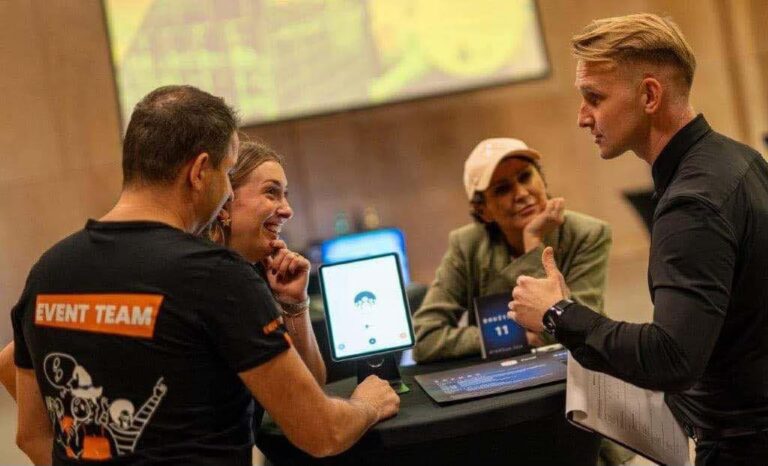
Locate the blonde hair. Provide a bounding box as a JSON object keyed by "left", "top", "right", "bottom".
{"left": 208, "top": 139, "right": 285, "bottom": 244}
{"left": 571, "top": 13, "right": 696, "bottom": 88}
{"left": 229, "top": 140, "right": 284, "bottom": 191}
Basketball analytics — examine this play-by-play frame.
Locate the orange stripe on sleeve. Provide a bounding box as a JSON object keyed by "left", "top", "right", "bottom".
{"left": 262, "top": 318, "right": 281, "bottom": 335}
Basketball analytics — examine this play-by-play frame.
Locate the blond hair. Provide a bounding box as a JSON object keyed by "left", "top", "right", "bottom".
{"left": 208, "top": 139, "right": 285, "bottom": 244}
{"left": 229, "top": 140, "right": 284, "bottom": 191}
{"left": 571, "top": 13, "right": 696, "bottom": 88}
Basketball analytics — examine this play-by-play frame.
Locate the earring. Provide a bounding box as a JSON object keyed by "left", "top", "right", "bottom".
{"left": 220, "top": 217, "right": 231, "bottom": 228}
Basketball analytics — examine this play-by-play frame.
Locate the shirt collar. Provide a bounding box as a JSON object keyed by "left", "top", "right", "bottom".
{"left": 651, "top": 114, "right": 711, "bottom": 198}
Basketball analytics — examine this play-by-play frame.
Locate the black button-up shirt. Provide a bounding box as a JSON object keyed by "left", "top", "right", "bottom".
{"left": 558, "top": 115, "right": 768, "bottom": 431}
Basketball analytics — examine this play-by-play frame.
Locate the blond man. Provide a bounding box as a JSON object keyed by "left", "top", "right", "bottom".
{"left": 510, "top": 14, "right": 768, "bottom": 466}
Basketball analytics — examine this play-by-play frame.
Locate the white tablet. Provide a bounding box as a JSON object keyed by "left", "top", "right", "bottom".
{"left": 319, "top": 253, "right": 415, "bottom": 361}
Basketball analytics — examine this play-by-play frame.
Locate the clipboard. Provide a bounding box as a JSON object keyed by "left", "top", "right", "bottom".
{"left": 565, "top": 354, "right": 691, "bottom": 465}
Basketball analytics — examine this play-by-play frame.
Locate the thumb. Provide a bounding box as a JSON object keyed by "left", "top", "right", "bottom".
{"left": 541, "top": 246, "right": 559, "bottom": 279}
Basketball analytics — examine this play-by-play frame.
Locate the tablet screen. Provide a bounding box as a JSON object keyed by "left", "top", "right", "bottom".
{"left": 319, "top": 253, "right": 414, "bottom": 361}
{"left": 474, "top": 292, "right": 530, "bottom": 359}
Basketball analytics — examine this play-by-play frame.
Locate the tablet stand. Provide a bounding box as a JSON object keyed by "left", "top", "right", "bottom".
{"left": 356, "top": 353, "right": 410, "bottom": 394}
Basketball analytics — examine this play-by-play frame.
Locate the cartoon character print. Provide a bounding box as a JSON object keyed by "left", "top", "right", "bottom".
{"left": 99, "top": 380, "right": 167, "bottom": 455}
{"left": 42, "top": 352, "right": 167, "bottom": 461}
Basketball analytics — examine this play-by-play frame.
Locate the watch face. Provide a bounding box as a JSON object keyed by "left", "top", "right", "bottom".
{"left": 543, "top": 310, "right": 557, "bottom": 335}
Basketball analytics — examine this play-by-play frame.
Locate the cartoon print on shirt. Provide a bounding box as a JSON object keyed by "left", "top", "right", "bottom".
{"left": 99, "top": 380, "right": 168, "bottom": 455}
{"left": 44, "top": 396, "right": 64, "bottom": 426}
{"left": 42, "top": 352, "right": 167, "bottom": 460}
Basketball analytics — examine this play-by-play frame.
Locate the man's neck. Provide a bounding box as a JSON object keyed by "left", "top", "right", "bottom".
{"left": 101, "top": 184, "right": 196, "bottom": 233}
{"left": 638, "top": 104, "right": 697, "bottom": 166}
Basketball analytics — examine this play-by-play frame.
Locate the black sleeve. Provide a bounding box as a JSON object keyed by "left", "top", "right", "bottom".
{"left": 198, "top": 256, "right": 290, "bottom": 373}
{"left": 556, "top": 198, "right": 734, "bottom": 391}
{"left": 11, "top": 273, "right": 34, "bottom": 369}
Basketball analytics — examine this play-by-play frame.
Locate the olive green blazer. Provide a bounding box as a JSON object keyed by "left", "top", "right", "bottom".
{"left": 411, "top": 211, "right": 634, "bottom": 465}
{"left": 413, "top": 210, "right": 611, "bottom": 363}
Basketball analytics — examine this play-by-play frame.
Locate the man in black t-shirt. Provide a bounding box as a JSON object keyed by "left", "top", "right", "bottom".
{"left": 12, "top": 85, "right": 399, "bottom": 465}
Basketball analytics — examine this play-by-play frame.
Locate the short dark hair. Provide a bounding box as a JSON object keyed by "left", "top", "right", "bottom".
{"left": 122, "top": 85, "right": 239, "bottom": 185}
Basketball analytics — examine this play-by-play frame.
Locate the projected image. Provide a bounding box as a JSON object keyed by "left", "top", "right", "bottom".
{"left": 104, "top": 0, "right": 549, "bottom": 125}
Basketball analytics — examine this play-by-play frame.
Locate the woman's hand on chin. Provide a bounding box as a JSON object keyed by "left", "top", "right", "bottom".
{"left": 263, "top": 239, "right": 311, "bottom": 303}
{"left": 522, "top": 197, "right": 566, "bottom": 253}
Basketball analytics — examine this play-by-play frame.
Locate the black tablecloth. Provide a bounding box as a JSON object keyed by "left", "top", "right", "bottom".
{"left": 256, "top": 357, "right": 600, "bottom": 466}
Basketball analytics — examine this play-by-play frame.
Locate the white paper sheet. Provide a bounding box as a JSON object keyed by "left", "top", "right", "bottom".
{"left": 565, "top": 354, "right": 691, "bottom": 465}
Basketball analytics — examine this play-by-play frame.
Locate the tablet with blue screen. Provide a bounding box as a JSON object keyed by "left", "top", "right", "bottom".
{"left": 415, "top": 348, "right": 568, "bottom": 404}
{"left": 474, "top": 292, "right": 530, "bottom": 359}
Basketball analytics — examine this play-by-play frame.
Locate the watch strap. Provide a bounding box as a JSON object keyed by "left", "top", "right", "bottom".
{"left": 543, "top": 299, "right": 574, "bottom": 335}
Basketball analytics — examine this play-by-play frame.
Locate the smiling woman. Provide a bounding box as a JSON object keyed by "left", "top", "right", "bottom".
{"left": 212, "top": 142, "right": 293, "bottom": 263}
{"left": 209, "top": 140, "right": 326, "bottom": 385}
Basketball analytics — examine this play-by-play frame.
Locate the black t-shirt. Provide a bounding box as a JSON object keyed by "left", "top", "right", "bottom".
{"left": 11, "top": 220, "right": 290, "bottom": 465}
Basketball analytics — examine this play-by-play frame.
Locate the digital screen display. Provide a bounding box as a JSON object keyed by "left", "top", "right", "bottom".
{"left": 415, "top": 349, "right": 568, "bottom": 403}
{"left": 320, "top": 254, "right": 414, "bottom": 361}
{"left": 321, "top": 228, "right": 409, "bottom": 285}
{"left": 474, "top": 293, "right": 530, "bottom": 359}
{"left": 103, "top": 0, "right": 550, "bottom": 126}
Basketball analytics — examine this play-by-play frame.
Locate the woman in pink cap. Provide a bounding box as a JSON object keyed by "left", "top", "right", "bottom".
{"left": 412, "top": 138, "right": 630, "bottom": 465}
{"left": 413, "top": 137, "right": 612, "bottom": 361}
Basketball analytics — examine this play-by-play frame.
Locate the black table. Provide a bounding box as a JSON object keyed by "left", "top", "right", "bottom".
{"left": 256, "top": 357, "right": 600, "bottom": 466}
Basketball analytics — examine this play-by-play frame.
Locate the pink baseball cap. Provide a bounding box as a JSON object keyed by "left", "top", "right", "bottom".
{"left": 463, "top": 138, "right": 542, "bottom": 200}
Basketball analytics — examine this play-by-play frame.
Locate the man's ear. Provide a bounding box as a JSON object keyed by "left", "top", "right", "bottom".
{"left": 640, "top": 77, "right": 663, "bottom": 114}
{"left": 188, "top": 152, "right": 210, "bottom": 191}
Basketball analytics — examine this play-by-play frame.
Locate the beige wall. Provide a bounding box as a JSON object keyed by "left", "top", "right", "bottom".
{"left": 0, "top": 0, "right": 122, "bottom": 342}
{"left": 1, "top": 0, "right": 767, "bottom": 345}
{"left": 244, "top": 0, "right": 767, "bottom": 284}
